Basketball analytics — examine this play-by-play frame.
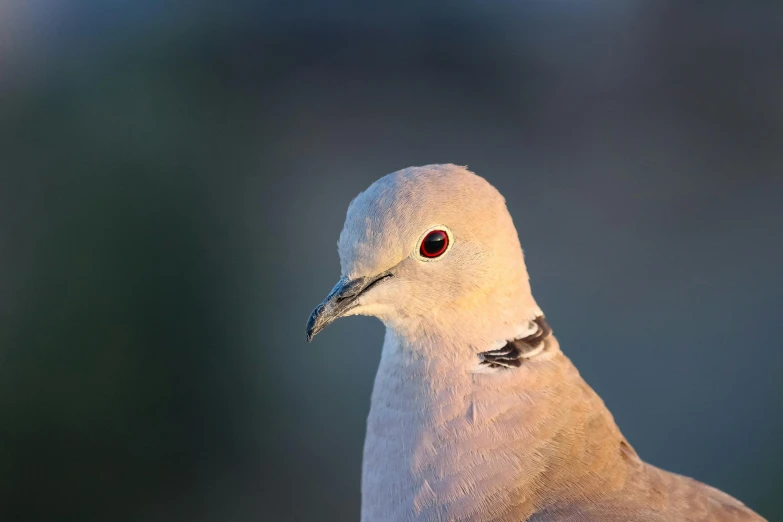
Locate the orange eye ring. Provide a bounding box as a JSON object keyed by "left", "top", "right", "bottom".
{"left": 420, "top": 230, "right": 449, "bottom": 258}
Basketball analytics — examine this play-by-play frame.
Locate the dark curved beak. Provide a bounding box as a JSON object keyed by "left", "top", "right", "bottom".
{"left": 306, "top": 272, "right": 392, "bottom": 342}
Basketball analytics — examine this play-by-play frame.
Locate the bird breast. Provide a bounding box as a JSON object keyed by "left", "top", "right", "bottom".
{"left": 361, "top": 334, "right": 562, "bottom": 522}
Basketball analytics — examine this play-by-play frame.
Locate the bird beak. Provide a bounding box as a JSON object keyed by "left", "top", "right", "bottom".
{"left": 306, "top": 272, "right": 393, "bottom": 342}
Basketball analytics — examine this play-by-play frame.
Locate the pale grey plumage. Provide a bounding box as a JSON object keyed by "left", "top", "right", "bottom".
{"left": 307, "top": 164, "right": 765, "bottom": 522}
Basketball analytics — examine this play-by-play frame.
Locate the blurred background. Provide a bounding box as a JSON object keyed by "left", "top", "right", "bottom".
{"left": 1, "top": 1, "right": 782, "bottom": 521}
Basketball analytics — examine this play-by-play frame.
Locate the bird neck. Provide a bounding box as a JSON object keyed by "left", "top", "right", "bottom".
{"left": 385, "top": 272, "right": 543, "bottom": 360}
{"left": 363, "top": 330, "right": 635, "bottom": 521}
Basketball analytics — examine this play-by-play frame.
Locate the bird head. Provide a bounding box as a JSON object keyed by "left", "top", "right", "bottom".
{"left": 307, "top": 164, "right": 539, "bottom": 348}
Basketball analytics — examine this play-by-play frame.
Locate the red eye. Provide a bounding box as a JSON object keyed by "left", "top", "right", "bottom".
{"left": 420, "top": 230, "right": 449, "bottom": 258}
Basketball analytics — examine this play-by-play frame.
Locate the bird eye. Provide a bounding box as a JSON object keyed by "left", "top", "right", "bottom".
{"left": 420, "top": 230, "right": 449, "bottom": 258}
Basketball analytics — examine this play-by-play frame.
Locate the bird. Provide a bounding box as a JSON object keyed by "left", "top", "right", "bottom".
{"left": 306, "top": 164, "right": 765, "bottom": 522}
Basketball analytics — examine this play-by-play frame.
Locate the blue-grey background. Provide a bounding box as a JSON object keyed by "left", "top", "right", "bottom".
{"left": 0, "top": 2, "right": 781, "bottom": 521}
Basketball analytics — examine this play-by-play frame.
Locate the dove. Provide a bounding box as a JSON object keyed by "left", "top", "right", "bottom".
{"left": 306, "top": 164, "right": 765, "bottom": 522}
